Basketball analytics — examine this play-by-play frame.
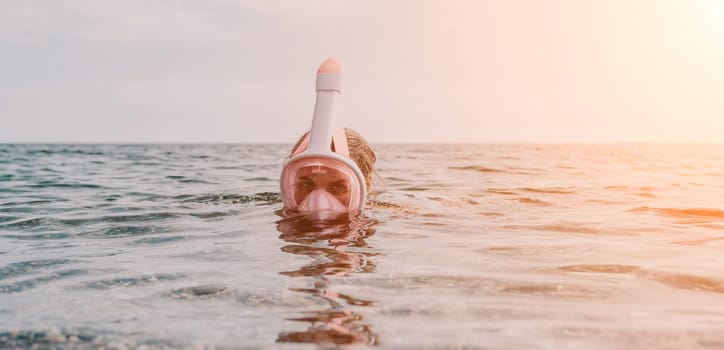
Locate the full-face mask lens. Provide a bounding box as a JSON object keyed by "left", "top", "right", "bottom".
{"left": 293, "top": 166, "right": 351, "bottom": 207}
{"left": 280, "top": 157, "right": 364, "bottom": 213}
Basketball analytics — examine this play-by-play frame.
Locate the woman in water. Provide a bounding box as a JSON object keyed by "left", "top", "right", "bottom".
{"left": 275, "top": 59, "right": 381, "bottom": 346}
{"left": 277, "top": 127, "right": 380, "bottom": 345}
{"left": 279, "top": 58, "right": 377, "bottom": 217}
{"left": 282, "top": 128, "right": 377, "bottom": 215}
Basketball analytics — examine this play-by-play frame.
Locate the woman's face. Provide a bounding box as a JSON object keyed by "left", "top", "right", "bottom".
{"left": 293, "top": 166, "right": 351, "bottom": 207}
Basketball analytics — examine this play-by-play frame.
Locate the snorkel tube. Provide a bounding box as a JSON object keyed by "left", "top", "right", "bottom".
{"left": 308, "top": 59, "right": 342, "bottom": 155}
{"left": 280, "top": 58, "right": 367, "bottom": 213}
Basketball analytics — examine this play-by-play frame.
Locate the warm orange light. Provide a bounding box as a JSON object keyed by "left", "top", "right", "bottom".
{"left": 690, "top": 0, "right": 724, "bottom": 46}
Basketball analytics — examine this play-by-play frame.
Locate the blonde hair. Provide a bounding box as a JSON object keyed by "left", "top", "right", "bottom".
{"left": 290, "top": 128, "right": 377, "bottom": 192}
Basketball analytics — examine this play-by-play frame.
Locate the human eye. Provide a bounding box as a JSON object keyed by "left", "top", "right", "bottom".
{"left": 297, "top": 178, "right": 315, "bottom": 192}
{"left": 330, "top": 182, "right": 349, "bottom": 195}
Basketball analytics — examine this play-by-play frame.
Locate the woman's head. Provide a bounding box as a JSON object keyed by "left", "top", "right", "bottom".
{"left": 290, "top": 128, "right": 376, "bottom": 191}
{"left": 282, "top": 128, "right": 376, "bottom": 213}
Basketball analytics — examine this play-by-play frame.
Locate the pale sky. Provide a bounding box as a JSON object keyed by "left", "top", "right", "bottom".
{"left": 1, "top": 0, "right": 723, "bottom": 143}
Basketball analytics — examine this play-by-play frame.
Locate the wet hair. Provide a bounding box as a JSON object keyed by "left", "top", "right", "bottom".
{"left": 290, "top": 128, "right": 377, "bottom": 192}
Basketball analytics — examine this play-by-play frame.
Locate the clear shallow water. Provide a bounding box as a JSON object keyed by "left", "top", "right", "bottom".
{"left": 1, "top": 143, "right": 724, "bottom": 349}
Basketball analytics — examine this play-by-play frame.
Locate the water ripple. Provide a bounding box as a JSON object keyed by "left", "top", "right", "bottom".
{"left": 81, "top": 225, "right": 167, "bottom": 238}
{"left": 171, "top": 285, "right": 229, "bottom": 300}
{"left": 0, "top": 269, "right": 89, "bottom": 294}
{"left": 85, "top": 273, "right": 185, "bottom": 290}
{"left": 181, "top": 192, "right": 281, "bottom": 204}
{"left": 0, "top": 259, "right": 74, "bottom": 280}
{"left": 630, "top": 206, "right": 724, "bottom": 220}
{"left": 559, "top": 264, "right": 641, "bottom": 274}
{"left": 25, "top": 181, "right": 105, "bottom": 189}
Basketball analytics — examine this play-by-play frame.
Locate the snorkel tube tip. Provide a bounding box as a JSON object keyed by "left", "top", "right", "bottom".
{"left": 317, "top": 57, "right": 342, "bottom": 74}
{"left": 316, "top": 58, "right": 342, "bottom": 92}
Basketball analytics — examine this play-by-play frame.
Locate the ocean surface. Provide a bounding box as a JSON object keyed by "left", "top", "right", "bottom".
{"left": 1, "top": 143, "right": 724, "bottom": 349}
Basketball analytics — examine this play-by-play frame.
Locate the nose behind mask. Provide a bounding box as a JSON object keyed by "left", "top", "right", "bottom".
{"left": 297, "top": 189, "right": 348, "bottom": 213}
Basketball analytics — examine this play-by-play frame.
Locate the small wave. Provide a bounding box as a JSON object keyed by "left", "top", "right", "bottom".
{"left": 2, "top": 232, "right": 72, "bottom": 240}
{"left": 630, "top": 207, "right": 724, "bottom": 219}
{"left": 131, "top": 161, "right": 166, "bottom": 167}
{"left": 132, "top": 236, "right": 185, "bottom": 245}
{"left": 486, "top": 188, "right": 518, "bottom": 195}
{"left": 189, "top": 210, "right": 240, "bottom": 219}
{"left": 499, "top": 283, "right": 609, "bottom": 298}
{"left": 605, "top": 185, "right": 657, "bottom": 192}
{"left": 509, "top": 167, "right": 546, "bottom": 175}
{"left": 0, "top": 187, "right": 30, "bottom": 195}
{"left": 171, "top": 284, "right": 229, "bottom": 300}
{"left": 0, "top": 259, "right": 73, "bottom": 280}
{"left": 366, "top": 275, "right": 499, "bottom": 292}
{"left": 85, "top": 273, "right": 185, "bottom": 290}
{"left": 0, "top": 328, "right": 99, "bottom": 348}
{"left": 559, "top": 264, "right": 640, "bottom": 274}
{"left": 377, "top": 275, "right": 606, "bottom": 299}
{"left": 0, "top": 215, "right": 21, "bottom": 223}
{"left": 479, "top": 245, "right": 574, "bottom": 257}
{"left": 182, "top": 192, "right": 280, "bottom": 204}
{"left": 39, "top": 167, "right": 61, "bottom": 173}
{"left": 673, "top": 236, "right": 724, "bottom": 246}
{"left": 28, "top": 147, "right": 105, "bottom": 156}
{"left": 104, "top": 194, "right": 121, "bottom": 202}
{"left": 398, "top": 186, "right": 433, "bottom": 192}
{"left": 587, "top": 198, "right": 629, "bottom": 205}
{"left": 642, "top": 271, "right": 724, "bottom": 294}
{"left": 515, "top": 197, "right": 552, "bottom": 206}
{"left": 383, "top": 176, "right": 410, "bottom": 182}
{"left": 60, "top": 212, "right": 180, "bottom": 226}
{"left": 428, "top": 196, "right": 479, "bottom": 207}
{"left": 0, "top": 327, "right": 179, "bottom": 349}
{"left": 1, "top": 199, "right": 56, "bottom": 207}
{"left": 100, "top": 212, "right": 179, "bottom": 222}
{"left": 3, "top": 210, "right": 234, "bottom": 236}
{"left": 367, "top": 200, "right": 406, "bottom": 210}
{"left": 164, "top": 175, "right": 215, "bottom": 184}
{"left": 449, "top": 166, "right": 504, "bottom": 173}
{"left": 503, "top": 223, "right": 601, "bottom": 235}
{"left": 519, "top": 187, "right": 575, "bottom": 195}
{"left": 244, "top": 176, "right": 275, "bottom": 182}
{"left": 2, "top": 217, "right": 60, "bottom": 229}
{"left": 81, "top": 225, "right": 165, "bottom": 238}
{"left": 26, "top": 181, "right": 104, "bottom": 189}
{"left": 0, "top": 269, "right": 89, "bottom": 294}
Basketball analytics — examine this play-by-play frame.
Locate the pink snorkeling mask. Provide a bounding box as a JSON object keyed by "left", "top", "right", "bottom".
{"left": 280, "top": 58, "right": 367, "bottom": 213}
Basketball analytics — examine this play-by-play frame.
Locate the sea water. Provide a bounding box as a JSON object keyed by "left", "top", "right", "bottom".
{"left": 1, "top": 143, "right": 724, "bottom": 349}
